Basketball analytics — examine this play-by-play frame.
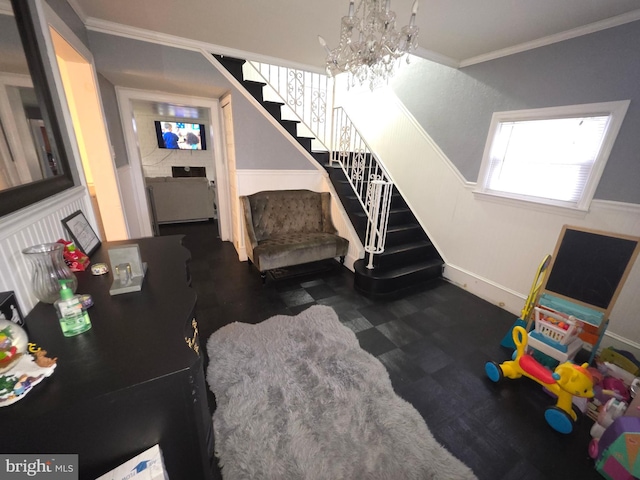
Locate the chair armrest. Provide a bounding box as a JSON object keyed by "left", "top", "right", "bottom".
{"left": 320, "top": 192, "right": 338, "bottom": 234}
{"left": 240, "top": 196, "right": 259, "bottom": 250}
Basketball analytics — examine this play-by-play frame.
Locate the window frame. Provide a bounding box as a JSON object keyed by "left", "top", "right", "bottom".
{"left": 475, "top": 100, "right": 630, "bottom": 212}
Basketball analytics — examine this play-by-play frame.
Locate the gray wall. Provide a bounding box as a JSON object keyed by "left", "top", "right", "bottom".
{"left": 87, "top": 31, "right": 315, "bottom": 171}
{"left": 97, "top": 73, "right": 128, "bottom": 168}
{"left": 391, "top": 21, "right": 640, "bottom": 204}
{"left": 0, "top": 14, "right": 29, "bottom": 74}
{"left": 45, "top": 0, "right": 89, "bottom": 48}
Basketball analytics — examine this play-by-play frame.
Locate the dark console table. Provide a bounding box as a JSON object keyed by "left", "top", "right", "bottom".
{"left": 0, "top": 236, "right": 214, "bottom": 479}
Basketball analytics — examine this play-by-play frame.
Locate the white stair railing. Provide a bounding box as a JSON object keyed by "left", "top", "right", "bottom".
{"left": 332, "top": 107, "right": 393, "bottom": 268}
{"left": 364, "top": 179, "right": 393, "bottom": 269}
{"left": 246, "top": 61, "right": 333, "bottom": 150}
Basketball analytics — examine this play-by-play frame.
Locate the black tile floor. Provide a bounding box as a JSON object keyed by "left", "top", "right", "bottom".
{"left": 160, "top": 220, "right": 603, "bottom": 480}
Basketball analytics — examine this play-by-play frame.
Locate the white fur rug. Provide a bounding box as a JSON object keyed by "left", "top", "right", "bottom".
{"left": 206, "top": 304, "right": 477, "bottom": 480}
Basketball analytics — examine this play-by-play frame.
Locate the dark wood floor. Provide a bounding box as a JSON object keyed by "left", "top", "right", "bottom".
{"left": 160, "top": 220, "right": 602, "bottom": 480}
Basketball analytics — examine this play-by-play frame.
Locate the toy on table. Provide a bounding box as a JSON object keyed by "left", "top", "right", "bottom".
{"left": 486, "top": 326, "right": 594, "bottom": 434}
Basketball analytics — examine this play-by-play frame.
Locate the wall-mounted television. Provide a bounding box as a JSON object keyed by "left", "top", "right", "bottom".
{"left": 154, "top": 121, "right": 207, "bottom": 150}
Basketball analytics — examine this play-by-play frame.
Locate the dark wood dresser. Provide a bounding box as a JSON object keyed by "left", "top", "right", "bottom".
{"left": 0, "top": 235, "right": 214, "bottom": 479}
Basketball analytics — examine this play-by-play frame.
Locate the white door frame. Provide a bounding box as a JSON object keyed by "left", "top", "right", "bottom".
{"left": 115, "top": 87, "right": 231, "bottom": 240}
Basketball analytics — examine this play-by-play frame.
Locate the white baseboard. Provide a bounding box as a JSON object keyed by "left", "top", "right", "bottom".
{"left": 443, "top": 263, "right": 640, "bottom": 358}
{"left": 443, "top": 263, "right": 525, "bottom": 316}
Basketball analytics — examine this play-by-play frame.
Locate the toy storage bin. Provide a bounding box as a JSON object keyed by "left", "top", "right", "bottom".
{"left": 533, "top": 306, "right": 582, "bottom": 346}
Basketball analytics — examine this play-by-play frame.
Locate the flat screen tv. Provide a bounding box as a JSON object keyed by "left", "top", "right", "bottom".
{"left": 154, "top": 121, "right": 207, "bottom": 150}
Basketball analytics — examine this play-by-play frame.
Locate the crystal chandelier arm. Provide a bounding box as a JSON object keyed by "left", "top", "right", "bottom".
{"left": 410, "top": 0, "right": 418, "bottom": 25}
{"left": 319, "top": 0, "right": 420, "bottom": 88}
{"left": 318, "top": 35, "right": 331, "bottom": 55}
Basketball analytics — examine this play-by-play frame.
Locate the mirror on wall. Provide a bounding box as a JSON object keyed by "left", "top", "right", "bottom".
{"left": 0, "top": 0, "right": 74, "bottom": 217}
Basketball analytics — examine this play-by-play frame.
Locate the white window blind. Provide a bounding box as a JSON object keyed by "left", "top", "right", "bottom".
{"left": 487, "top": 116, "right": 609, "bottom": 203}
{"left": 476, "top": 101, "right": 630, "bottom": 211}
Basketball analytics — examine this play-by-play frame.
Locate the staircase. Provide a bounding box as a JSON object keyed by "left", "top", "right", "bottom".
{"left": 213, "top": 55, "right": 444, "bottom": 298}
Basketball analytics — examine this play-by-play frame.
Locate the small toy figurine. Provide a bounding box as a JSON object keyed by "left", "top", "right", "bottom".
{"left": 486, "top": 326, "right": 594, "bottom": 434}
{"left": 34, "top": 349, "right": 57, "bottom": 368}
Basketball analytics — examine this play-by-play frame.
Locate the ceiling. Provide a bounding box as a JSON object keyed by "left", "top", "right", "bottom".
{"left": 70, "top": 0, "right": 640, "bottom": 70}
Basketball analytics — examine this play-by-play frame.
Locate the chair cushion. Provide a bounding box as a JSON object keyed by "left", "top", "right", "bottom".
{"left": 254, "top": 233, "right": 349, "bottom": 271}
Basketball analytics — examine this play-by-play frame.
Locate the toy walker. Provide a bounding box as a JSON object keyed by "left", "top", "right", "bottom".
{"left": 486, "top": 326, "right": 594, "bottom": 434}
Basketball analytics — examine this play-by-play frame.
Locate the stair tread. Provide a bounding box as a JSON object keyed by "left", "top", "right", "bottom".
{"left": 353, "top": 206, "right": 410, "bottom": 218}
{"left": 214, "top": 54, "right": 245, "bottom": 64}
{"left": 379, "top": 240, "right": 432, "bottom": 255}
{"left": 387, "top": 223, "right": 422, "bottom": 232}
{"left": 263, "top": 100, "right": 285, "bottom": 107}
{"left": 244, "top": 79, "right": 266, "bottom": 87}
{"left": 355, "top": 258, "right": 443, "bottom": 279}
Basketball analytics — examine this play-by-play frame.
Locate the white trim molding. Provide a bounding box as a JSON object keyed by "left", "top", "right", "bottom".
{"left": 115, "top": 87, "right": 231, "bottom": 240}
{"left": 84, "top": 17, "right": 327, "bottom": 75}
{"left": 475, "top": 100, "right": 630, "bottom": 212}
{"left": 460, "top": 9, "right": 640, "bottom": 67}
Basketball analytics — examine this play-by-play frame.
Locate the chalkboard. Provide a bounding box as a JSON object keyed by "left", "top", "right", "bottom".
{"left": 544, "top": 227, "right": 639, "bottom": 311}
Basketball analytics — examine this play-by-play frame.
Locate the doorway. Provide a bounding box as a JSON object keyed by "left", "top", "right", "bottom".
{"left": 116, "top": 88, "right": 231, "bottom": 241}
{"left": 48, "top": 23, "right": 127, "bottom": 241}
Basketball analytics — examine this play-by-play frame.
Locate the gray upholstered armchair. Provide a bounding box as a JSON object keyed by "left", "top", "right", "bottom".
{"left": 241, "top": 190, "right": 349, "bottom": 282}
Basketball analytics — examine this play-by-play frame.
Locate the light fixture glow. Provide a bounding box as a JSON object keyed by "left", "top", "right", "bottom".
{"left": 319, "top": 0, "right": 419, "bottom": 89}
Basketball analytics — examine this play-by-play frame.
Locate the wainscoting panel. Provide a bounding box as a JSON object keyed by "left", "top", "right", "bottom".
{"left": 0, "top": 187, "right": 92, "bottom": 314}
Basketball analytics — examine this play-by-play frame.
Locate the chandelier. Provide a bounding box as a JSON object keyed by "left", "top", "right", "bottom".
{"left": 318, "top": 0, "right": 419, "bottom": 89}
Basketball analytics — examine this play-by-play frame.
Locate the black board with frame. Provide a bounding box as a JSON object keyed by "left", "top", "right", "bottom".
{"left": 542, "top": 225, "right": 640, "bottom": 315}
{"left": 61, "top": 210, "right": 101, "bottom": 257}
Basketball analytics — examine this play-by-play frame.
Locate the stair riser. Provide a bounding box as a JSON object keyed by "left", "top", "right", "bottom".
{"left": 386, "top": 227, "right": 425, "bottom": 247}
{"left": 244, "top": 83, "right": 264, "bottom": 102}
{"left": 263, "top": 103, "right": 283, "bottom": 120}
{"left": 312, "top": 152, "right": 330, "bottom": 166}
{"left": 354, "top": 263, "right": 443, "bottom": 298}
{"left": 296, "top": 137, "right": 312, "bottom": 151}
{"left": 280, "top": 121, "right": 298, "bottom": 136}
{"left": 388, "top": 210, "right": 414, "bottom": 226}
{"left": 373, "top": 246, "right": 436, "bottom": 269}
{"left": 214, "top": 55, "right": 244, "bottom": 81}
{"left": 391, "top": 194, "right": 407, "bottom": 208}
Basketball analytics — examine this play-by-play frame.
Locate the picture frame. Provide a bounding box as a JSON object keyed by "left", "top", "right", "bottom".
{"left": 61, "top": 210, "right": 101, "bottom": 257}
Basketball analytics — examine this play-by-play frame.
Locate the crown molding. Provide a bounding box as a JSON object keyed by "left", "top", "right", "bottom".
{"left": 412, "top": 47, "right": 459, "bottom": 69}
{"left": 460, "top": 9, "right": 640, "bottom": 67}
{"left": 84, "top": 16, "right": 327, "bottom": 75}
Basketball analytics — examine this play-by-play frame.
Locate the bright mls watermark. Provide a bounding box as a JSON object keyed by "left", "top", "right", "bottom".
{"left": 1, "top": 455, "right": 78, "bottom": 479}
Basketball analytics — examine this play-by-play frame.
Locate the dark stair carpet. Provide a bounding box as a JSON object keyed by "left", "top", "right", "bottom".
{"left": 213, "top": 54, "right": 444, "bottom": 299}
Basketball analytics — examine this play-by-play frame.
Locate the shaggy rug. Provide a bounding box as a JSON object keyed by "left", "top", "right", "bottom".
{"left": 206, "top": 305, "right": 477, "bottom": 480}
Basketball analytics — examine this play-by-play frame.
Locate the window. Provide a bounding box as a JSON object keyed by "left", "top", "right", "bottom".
{"left": 476, "top": 101, "right": 629, "bottom": 211}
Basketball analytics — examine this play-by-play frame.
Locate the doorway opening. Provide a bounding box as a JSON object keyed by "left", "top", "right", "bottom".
{"left": 49, "top": 26, "right": 127, "bottom": 241}
{"left": 116, "top": 89, "right": 230, "bottom": 241}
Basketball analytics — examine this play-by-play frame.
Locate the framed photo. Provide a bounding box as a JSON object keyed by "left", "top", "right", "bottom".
{"left": 61, "top": 210, "right": 101, "bottom": 257}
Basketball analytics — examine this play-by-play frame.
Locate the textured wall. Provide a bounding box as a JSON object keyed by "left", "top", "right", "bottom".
{"left": 391, "top": 21, "right": 640, "bottom": 204}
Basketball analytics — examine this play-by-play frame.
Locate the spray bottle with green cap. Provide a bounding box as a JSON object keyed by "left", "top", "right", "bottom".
{"left": 53, "top": 279, "right": 92, "bottom": 337}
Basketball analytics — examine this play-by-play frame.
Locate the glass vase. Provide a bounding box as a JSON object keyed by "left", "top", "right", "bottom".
{"left": 22, "top": 243, "right": 77, "bottom": 304}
